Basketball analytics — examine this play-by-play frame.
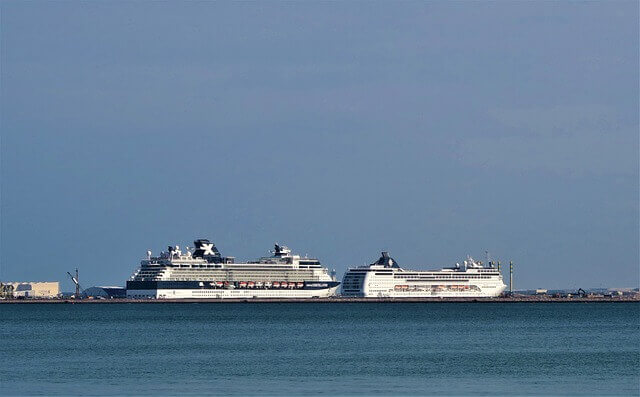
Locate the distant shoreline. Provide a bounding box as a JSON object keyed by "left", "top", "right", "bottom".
{"left": 1, "top": 296, "right": 638, "bottom": 304}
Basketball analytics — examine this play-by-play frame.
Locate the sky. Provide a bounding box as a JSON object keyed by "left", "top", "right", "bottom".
{"left": 1, "top": 1, "right": 638, "bottom": 291}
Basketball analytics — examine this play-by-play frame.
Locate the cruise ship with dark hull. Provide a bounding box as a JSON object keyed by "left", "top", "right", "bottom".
{"left": 126, "top": 239, "right": 339, "bottom": 299}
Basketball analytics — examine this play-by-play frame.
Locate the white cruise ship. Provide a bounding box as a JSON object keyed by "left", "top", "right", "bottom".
{"left": 341, "top": 252, "right": 506, "bottom": 298}
{"left": 127, "top": 239, "right": 340, "bottom": 299}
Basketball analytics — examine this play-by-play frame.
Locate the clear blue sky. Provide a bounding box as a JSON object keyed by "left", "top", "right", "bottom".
{"left": 1, "top": 1, "right": 638, "bottom": 291}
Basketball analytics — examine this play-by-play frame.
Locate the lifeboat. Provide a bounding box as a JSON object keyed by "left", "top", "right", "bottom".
{"left": 239, "top": 281, "right": 247, "bottom": 288}
{"left": 264, "top": 282, "right": 272, "bottom": 288}
{"left": 215, "top": 281, "right": 223, "bottom": 288}
{"left": 296, "top": 282, "right": 304, "bottom": 288}
{"left": 281, "top": 282, "right": 288, "bottom": 288}
{"left": 247, "top": 281, "right": 255, "bottom": 288}
{"left": 272, "top": 282, "right": 280, "bottom": 288}
{"left": 255, "top": 281, "right": 264, "bottom": 288}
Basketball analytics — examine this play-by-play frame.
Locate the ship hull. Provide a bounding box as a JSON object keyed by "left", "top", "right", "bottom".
{"left": 127, "top": 281, "right": 340, "bottom": 299}
{"left": 341, "top": 286, "right": 506, "bottom": 298}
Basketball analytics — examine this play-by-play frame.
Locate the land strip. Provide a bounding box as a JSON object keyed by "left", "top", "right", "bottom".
{"left": 1, "top": 296, "right": 638, "bottom": 304}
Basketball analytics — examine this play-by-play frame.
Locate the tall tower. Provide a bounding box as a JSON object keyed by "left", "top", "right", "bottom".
{"left": 75, "top": 268, "right": 80, "bottom": 299}
{"left": 509, "top": 261, "right": 513, "bottom": 293}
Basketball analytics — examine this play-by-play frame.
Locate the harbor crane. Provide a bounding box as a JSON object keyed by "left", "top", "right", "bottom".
{"left": 66, "top": 268, "right": 83, "bottom": 299}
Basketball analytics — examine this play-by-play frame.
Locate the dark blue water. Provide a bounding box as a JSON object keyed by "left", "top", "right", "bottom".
{"left": 1, "top": 303, "right": 638, "bottom": 395}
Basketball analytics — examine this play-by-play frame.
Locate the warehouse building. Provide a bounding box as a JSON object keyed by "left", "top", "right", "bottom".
{"left": 7, "top": 282, "right": 60, "bottom": 298}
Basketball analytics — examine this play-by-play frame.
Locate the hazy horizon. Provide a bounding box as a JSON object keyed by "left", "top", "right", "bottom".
{"left": 1, "top": 1, "right": 638, "bottom": 291}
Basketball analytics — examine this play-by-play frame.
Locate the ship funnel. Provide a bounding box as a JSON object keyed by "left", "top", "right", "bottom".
{"left": 193, "top": 239, "right": 220, "bottom": 258}
{"left": 373, "top": 251, "right": 399, "bottom": 268}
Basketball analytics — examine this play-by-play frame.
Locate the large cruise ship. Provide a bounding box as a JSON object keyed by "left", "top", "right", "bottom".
{"left": 341, "top": 252, "right": 506, "bottom": 298}
{"left": 126, "top": 239, "right": 340, "bottom": 299}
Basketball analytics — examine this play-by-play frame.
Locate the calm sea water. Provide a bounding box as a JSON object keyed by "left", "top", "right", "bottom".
{"left": 1, "top": 302, "right": 638, "bottom": 396}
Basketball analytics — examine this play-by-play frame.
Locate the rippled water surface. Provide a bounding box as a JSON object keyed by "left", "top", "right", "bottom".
{"left": 1, "top": 302, "right": 638, "bottom": 395}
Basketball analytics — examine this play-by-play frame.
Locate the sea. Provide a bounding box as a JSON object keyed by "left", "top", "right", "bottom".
{"left": 1, "top": 302, "right": 638, "bottom": 396}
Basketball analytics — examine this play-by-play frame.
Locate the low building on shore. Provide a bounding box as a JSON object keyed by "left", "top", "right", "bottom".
{"left": 5, "top": 282, "right": 60, "bottom": 298}
{"left": 83, "top": 286, "right": 126, "bottom": 299}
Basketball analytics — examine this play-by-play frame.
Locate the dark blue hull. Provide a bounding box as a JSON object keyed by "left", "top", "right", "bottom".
{"left": 127, "top": 280, "right": 340, "bottom": 291}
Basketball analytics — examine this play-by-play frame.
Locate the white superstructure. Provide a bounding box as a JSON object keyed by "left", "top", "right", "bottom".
{"left": 342, "top": 252, "right": 506, "bottom": 298}
{"left": 127, "top": 239, "right": 340, "bottom": 299}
